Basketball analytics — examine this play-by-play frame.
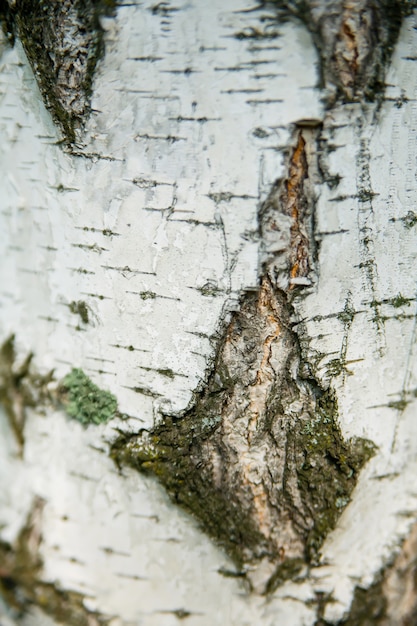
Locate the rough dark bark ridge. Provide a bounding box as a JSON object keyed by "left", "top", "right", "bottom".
{"left": 268, "top": 0, "right": 416, "bottom": 101}
{"left": 112, "top": 276, "right": 374, "bottom": 593}
{"left": 0, "top": 0, "right": 117, "bottom": 144}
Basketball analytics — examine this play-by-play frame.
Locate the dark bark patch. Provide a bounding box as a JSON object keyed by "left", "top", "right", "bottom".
{"left": 0, "top": 498, "right": 111, "bottom": 625}
{"left": 111, "top": 278, "right": 375, "bottom": 593}
{"left": 267, "top": 0, "right": 416, "bottom": 102}
{"left": 0, "top": 335, "right": 53, "bottom": 455}
{"left": 0, "top": 0, "right": 117, "bottom": 145}
{"left": 69, "top": 300, "right": 91, "bottom": 325}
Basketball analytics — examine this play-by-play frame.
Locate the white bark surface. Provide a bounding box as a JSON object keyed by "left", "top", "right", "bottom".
{"left": 0, "top": 2, "right": 417, "bottom": 624}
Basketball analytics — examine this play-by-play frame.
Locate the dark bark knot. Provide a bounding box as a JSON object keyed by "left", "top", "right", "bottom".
{"left": 111, "top": 277, "right": 376, "bottom": 594}
{"left": 0, "top": 0, "right": 117, "bottom": 144}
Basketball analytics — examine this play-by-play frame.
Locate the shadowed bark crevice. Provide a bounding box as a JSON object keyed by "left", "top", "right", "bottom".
{"left": 315, "top": 521, "right": 417, "bottom": 625}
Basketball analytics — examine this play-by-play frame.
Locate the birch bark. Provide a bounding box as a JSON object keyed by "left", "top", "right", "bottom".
{"left": 0, "top": 2, "right": 417, "bottom": 625}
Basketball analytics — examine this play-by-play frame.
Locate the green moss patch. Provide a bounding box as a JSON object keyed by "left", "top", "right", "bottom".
{"left": 60, "top": 368, "right": 117, "bottom": 425}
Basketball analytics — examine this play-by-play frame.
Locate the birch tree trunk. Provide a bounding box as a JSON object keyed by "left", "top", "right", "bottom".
{"left": 1, "top": 1, "right": 417, "bottom": 625}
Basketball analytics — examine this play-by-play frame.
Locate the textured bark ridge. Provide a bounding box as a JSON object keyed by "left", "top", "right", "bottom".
{"left": 111, "top": 128, "right": 375, "bottom": 594}
{"left": 0, "top": 0, "right": 117, "bottom": 144}
{"left": 260, "top": 128, "right": 318, "bottom": 291}
{"left": 112, "top": 278, "right": 374, "bottom": 593}
{"left": 269, "top": 0, "right": 416, "bottom": 101}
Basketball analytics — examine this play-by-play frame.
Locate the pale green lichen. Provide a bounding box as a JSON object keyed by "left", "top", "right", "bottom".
{"left": 60, "top": 368, "right": 117, "bottom": 425}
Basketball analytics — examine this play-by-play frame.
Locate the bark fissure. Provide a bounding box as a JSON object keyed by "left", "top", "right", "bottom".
{"left": 111, "top": 126, "right": 375, "bottom": 594}
{"left": 111, "top": 278, "right": 374, "bottom": 594}
{"left": 259, "top": 125, "right": 319, "bottom": 290}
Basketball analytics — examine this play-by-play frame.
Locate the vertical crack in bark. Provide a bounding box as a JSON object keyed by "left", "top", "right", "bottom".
{"left": 286, "top": 133, "right": 311, "bottom": 285}
{"left": 260, "top": 127, "right": 318, "bottom": 291}
{"left": 111, "top": 127, "right": 375, "bottom": 594}
{"left": 0, "top": 498, "right": 111, "bottom": 626}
